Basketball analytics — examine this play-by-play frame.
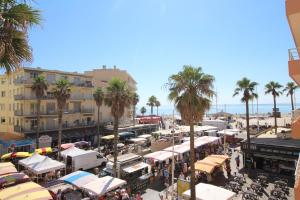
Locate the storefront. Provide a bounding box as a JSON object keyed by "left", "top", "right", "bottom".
{"left": 241, "top": 138, "right": 300, "bottom": 176}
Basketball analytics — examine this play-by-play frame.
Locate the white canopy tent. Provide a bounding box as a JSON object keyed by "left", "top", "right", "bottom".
{"left": 218, "top": 129, "right": 240, "bottom": 136}
{"left": 29, "top": 157, "right": 65, "bottom": 175}
{"left": 82, "top": 176, "right": 127, "bottom": 197}
{"left": 182, "top": 183, "right": 235, "bottom": 200}
{"left": 18, "top": 152, "right": 46, "bottom": 168}
{"left": 61, "top": 146, "right": 86, "bottom": 158}
{"left": 144, "top": 151, "right": 178, "bottom": 162}
{"left": 122, "top": 162, "right": 150, "bottom": 173}
{"left": 138, "top": 134, "right": 152, "bottom": 139}
{"left": 129, "top": 138, "right": 146, "bottom": 144}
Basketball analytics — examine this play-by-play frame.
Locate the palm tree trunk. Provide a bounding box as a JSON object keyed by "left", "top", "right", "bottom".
{"left": 97, "top": 105, "right": 100, "bottom": 152}
{"left": 113, "top": 117, "right": 119, "bottom": 178}
{"left": 57, "top": 110, "right": 63, "bottom": 160}
{"left": 189, "top": 123, "right": 196, "bottom": 200}
{"left": 273, "top": 95, "right": 278, "bottom": 134}
{"left": 291, "top": 92, "right": 294, "bottom": 111}
{"left": 156, "top": 106, "right": 158, "bottom": 116}
{"left": 151, "top": 106, "right": 153, "bottom": 115}
{"left": 36, "top": 99, "right": 41, "bottom": 149}
{"left": 245, "top": 99, "right": 250, "bottom": 168}
{"left": 133, "top": 106, "right": 136, "bottom": 126}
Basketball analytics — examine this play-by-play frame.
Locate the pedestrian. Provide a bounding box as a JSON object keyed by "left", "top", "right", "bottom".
{"left": 179, "top": 171, "right": 184, "bottom": 180}
{"left": 235, "top": 155, "right": 240, "bottom": 169}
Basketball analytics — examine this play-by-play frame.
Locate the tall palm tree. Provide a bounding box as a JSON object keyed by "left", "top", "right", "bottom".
{"left": 233, "top": 78, "right": 258, "bottom": 159}
{"left": 167, "top": 65, "right": 214, "bottom": 200}
{"left": 155, "top": 100, "right": 161, "bottom": 116}
{"left": 93, "top": 88, "right": 104, "bottom": 152}
{"left": 0, "top": 0, "right": 41, "bottom": 73}
{"left": 283, "top": 82, "right": 298, "bottom": 111}
{"left": 265, "top": 81, "right": 283, "bottom": 134}
{"left": 105, "top": 78, "right": 132, "bottom": 177}
{"left": 31, "top": 75, "right": 47, "bottom": 148}
{"left": 140, "top": 106, "right": 146, "bottom": 116}
{"left": 53, "top": 79, "right": 71, "bottom": 159}
{"left": 147, "top": 95, "right": 157, "bottom": 115}
{"left": 131, "top": 92, "right": 139, "bottom": 126}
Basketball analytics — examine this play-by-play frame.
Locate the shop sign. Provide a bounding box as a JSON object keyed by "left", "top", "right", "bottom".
{"left": 39, "top": 135, "right": 52, "bottom": 148}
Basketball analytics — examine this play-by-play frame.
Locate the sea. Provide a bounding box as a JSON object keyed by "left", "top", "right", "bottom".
{"left": 143, "top": 103, "right": 300, "bottom": 116}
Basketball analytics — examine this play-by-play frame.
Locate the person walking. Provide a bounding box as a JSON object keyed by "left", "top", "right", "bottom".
{"left": 235, "top": 155, "right": 240, "bottom": 169}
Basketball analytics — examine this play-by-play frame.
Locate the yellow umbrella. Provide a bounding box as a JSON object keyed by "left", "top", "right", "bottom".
{"left": 1, "top": 152, "right": 30, "bottom": 160}
{"left": 35, "top": 147, "right": 52, "bottom": 155}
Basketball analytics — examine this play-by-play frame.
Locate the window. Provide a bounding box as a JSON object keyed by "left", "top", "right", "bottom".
{"left": 30, "top": 72, "right": 38, "bottom": 79}
{"left": 1, "top": 117, "right": 5, "bottom": 124}
{"left": 1, "top": 91, "right": 5, "bottom": 97}
{"left": 0, "top": 104, "right": 4, "bottom": 111}
{"left": 46, "top": 74, "right": 56, "bottom": 84}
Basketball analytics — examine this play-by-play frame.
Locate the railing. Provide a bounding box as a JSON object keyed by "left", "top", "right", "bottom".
{"left": 81, "top": 108, "right": 94, "bottom": 113}
{"left": 70, "top": 95, "right": 93, "bottom": 100}
{"left": 14, "top": 121, "right": 96, "bottom": 133}
{"left": 70, "top": 81, "right": 93, "bottom": 88}
{"left": 289, "top": 48, "right": 300, "bottom": 61}
{"left": 13, "top": 78, "right": 33, "bottom": 85}
{"left": 14, "top": 94, "right": 56, "bottom": 100}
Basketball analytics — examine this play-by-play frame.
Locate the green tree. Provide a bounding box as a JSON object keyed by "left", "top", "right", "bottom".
{"left": 53, "top": 79, "right": 71, "bottom": 159}
{"left": 93, "top": 87, "right": 104, "bottom": 152}
{"left": 105, "top": 78, "right": 132, "bottom": 177}
{"left": 31, "top": 75, "right": 47, "bottom": 148}
{"left": 233, "top": 77, "right": 258, "bottom": 159}
{"left": 283, "top": 82, "right": 298, "bottom": 111}
{"left": 167, "top": 65, "right": 214, "bottom": 200}
{"left": 147, "top": 95, "right": 157, "bottom": 115}
{"left": 265, "top": 81, "right": 283, "bottom": 134}
{"left": 131, "top": 92, "right": 139, "bottom": 126}
{"left": 0, "top": 0, "right": 41, "bottom": 73}
{"left": 155, "top": 100, "right": 161, "bottom": 116}
{"left": 140, "top": 106, "right": 146, "bottom": 116}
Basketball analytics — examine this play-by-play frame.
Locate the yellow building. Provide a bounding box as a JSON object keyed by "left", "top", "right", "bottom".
{"left": 286, "top": 0, "right": 300, "bottom": 198}
{"left": 0, "top": 67, "right": 95, "bottom": 144}
{"left": 85, "top": 65, "right": 137, "bottom": 125}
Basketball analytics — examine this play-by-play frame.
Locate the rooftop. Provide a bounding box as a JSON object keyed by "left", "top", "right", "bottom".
{"left": 247, "top": 137, "right": 300, "bottom": 149}
{"left": 22, "top": 67, "right": 92, "bottom": 78}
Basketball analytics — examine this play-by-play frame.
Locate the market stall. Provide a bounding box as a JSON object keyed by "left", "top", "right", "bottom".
{"left": 59, "top": 171, "right": 98, "bottom": 188}
{"left": 81, "top": 176, "right": 127, "bottom": 198}
{"left": 0, "top": 162, "right": 17, "bottom": 175}
{"left": 182, "top": 183, "right": 235, "bottom": 200}
{"left": 18, "top": 152, "right": 46, "bottom": 169}
{"left": 0, "top": 181, "right": 53, "bottom": 200}
{"left": 35, "top": 147, "right": 52, "bottom": 155}
{"left": 61, "top": 143, "right": 75, "bottom": 150}
{"left": 28, "top": 157, "right": 65, "bottom": 175}
{"left": 144, "top": 151, "right": 178, "bottom": 163}
{"left": 1, "top": 152, "right": 31, "bottom": 160}
{"left": 60, "top": 146, "right": 86, "bottom": 159}
{"left": 0, "top": 172, "right": 29, "bottom": 188}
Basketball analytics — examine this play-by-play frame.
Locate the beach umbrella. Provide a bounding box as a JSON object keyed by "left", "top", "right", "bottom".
{"left": 35, "top": 147, "right": 52, "bottom": 155}
{"left": 1, "top": 152, "right": 30, "bottom": 160}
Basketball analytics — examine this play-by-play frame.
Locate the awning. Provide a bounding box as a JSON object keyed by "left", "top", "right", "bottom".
{"left": 28, "top": 157, "right": 65, "bottom": 175}
{"left": 35, "top": 147, "right": 52, "bottom": 155}
{"left": 0, "top": 181, "right": 52, "bottom": 200}
{"left": 60, "top": 171, "right": 98, "bottom": 188}
{"left": 101, "top": 135, "right": 115, "bottom": 140}
{"left": 138, "top": 134, "right": 152, "bottom": 139}
{"left": 205, "top": 155, "right": 230, "bottom": 165}
{"left": 182, "top": 183, "right": 235, "bottom": 200}
{"left": 81, "top": 176, "right": 127, "bottom": 197}
{"left": 144, "top": 151, "right": 178, "bottom": 162}
{"left": 1, "top": 152, "right": 31, "bottom": 160}
{"left": 0, "top": 163, "right": 17, "bottom": 176}
{"left": 195, "top": 160, "right": 219, "bottom": 174}
{"left": 122, "top": 162, "right": 150, "bottom": 173}
{"left": 129, "top": 138, "right": 146, "bottom": 144}
{"left": 0, "top": 173, "right": 29, "bottom": 188}
{"left": 18, "top": 153, "right": 46, "bottom": 168}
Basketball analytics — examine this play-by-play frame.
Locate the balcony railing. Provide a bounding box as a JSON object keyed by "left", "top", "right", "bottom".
{"left": 70, "top": 81, "right": 93, "bottom": 88}
{"left": 14, "top": 94, "right": 55, "bottom": 100}
{"left": 70, "top": 95, "right": 93, "bottom": 100}
{"left": 13, "top": 78, "right": 33, "bottom": 85}
{"left": 14, "top": 121, "right": 96, "bottom": 133}
{"left": 81, "top": 108, "right": 94, "bottom": 113}
{"left": 289, "top": 48, "right": 299, "bottom": 61}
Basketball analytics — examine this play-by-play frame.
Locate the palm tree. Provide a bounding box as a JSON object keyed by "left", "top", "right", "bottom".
{"left": 0, "top": 0, "right": 41, "bottom": 73}
{"left": 31, "top": 76, "right": 47, "bottom": 148}
{"left": 53, "top": 79, "right": 71, "bottom": 159}
{"left": 105, "top": 78, "right": 132, "bottom": 177}
{"left": 167, "top": 65, "right": 214, "bottom": 200}
{"left": 233, "top": 78, "right": 258, "bottom": 159}
{"left": 155, "top": 100, "right": 161, "bottom": 116}
{"left": 283, "top": 82, "right": 298, "bottom": 111}
{"left": 265, "top": 81, "right": 283, "bottom": 134}
{"left": 147, "top": 95, "right": 157, "bottom": 115}
{"left": 93, "top": 88, "right": 104, "bottom": 152}
{"left": 140, "top": 106, "right": 146, "bottom": 116}
{"left": 131, "top": 93, "right": 139, "bottom": 126}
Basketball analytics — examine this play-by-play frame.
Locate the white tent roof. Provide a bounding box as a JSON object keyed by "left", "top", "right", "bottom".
{"left": 217, "top": 129, "right": 239, "bottom": 136}
{"left": 82, "top": 176, "right": 127, "bottom": 197}
{"left": 61, "top": 146, "right": 87, "bottom": 158}
{"left": 18, "top": 152, "right": 46, "bottom": 168}
{"left": 182, "top": 183, "right": 236, "bottom": 200}
{"left": 144, "top": 151, "right": 178, "bottom": 162}
{"left": 29, "top": 157, "right": 65, "bottom": 175}
{"left": 138, "top": 134, "right": 152, "bottom": 139}
{"left": 129, "top": 138, "right": 146, "bottom": 144}
{"left": 122, "top": 162, "right": 150, "bottom": 173}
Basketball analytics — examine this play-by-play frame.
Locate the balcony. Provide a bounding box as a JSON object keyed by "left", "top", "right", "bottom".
{"left": 14, "top": 94, "right": 55, "bottom": 101}
{"left": 70, "top": 81, "right": 93, "bottom": 88}
{"left": 13, "top": 77, "right": 33, "bottom": 85}
{"left": 288, "top": 48, "right": 300, "bottom": 85}
{"left": 70, "top": 94, "right": 93, "bottom": 100}
{"left": 14, "top": 121, "right": 96, "bottom": 134}
{"left": 286, "top": 0, "right": 300, "bottom": 48}
{"left": 81, "top": 108, "right": 94, "bottom": 114}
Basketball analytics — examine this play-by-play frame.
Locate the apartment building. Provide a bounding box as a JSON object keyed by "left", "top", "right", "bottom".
{"left": 85, "top": 65, "right": 137, "bottom": 125}
{"left": 0, "top": 67, "right": 95, "bottom": 143}
{"left": 286, "top": 0, "right": 300, "bottom": 198}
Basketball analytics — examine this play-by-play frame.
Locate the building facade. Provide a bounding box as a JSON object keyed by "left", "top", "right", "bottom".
{"left": 0, "top": 67, "right": 95, "bottom": 143}
{"left": 85, "top": 65, "right": 137, "bottom": 126}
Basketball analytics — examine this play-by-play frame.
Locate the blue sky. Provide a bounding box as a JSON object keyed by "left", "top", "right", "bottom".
{"left": 28, "top": 0, "right": 296, "bottom": 109}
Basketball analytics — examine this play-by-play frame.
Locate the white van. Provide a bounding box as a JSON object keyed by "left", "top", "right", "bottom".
{"left": 66, "top": 150, "right": 107, "bottom": 171}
